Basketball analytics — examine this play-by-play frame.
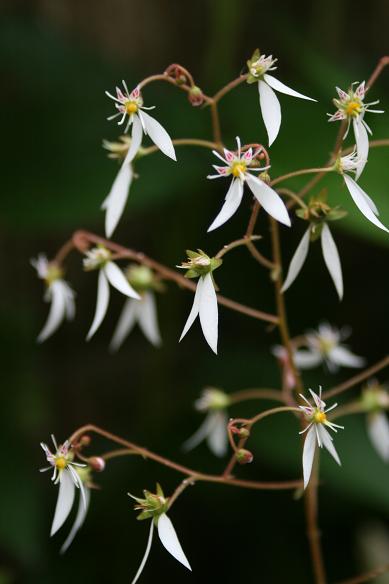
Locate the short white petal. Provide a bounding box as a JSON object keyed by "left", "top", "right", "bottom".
{"left": 199, "top": 272, "right": 218, "bottom": 354}
{"left": 51, "top": 471, "right": 75, "bottom": 537}
{"left": 124, "top": 114, "right": 143, "bottom": 164}
{"left": 207, "top": 179, "right": 244, "bottom": 232}
{"left": 137, "top": 291, "right": 162, "bottom": 347}
{"left": 86, "top": 270, "right": 110, "bottom": 340}
{"left": 263, "top": 74, "right": 316, "bottom": 101}
{"left": 246, "top": 173, "right": 291, "bottom": 226}
{"left": 321, "top": 224, "right": 343, "bottom": 300}
{"left": 281, "top": 228, "right": 310, "bottom": 292}
{"left": 367, "top": 412, "right": 389, "bottom": 461}
{"left": 131, "top": 520, "right": 154, "bottom": 584}
{"left": 37, "top": 281, "right": 67, "bottom": 343}
{"left": 103, "top": 163, "right": 133, "bottom": 238}
{"left": 207, "top": 411, "right": 228, "bottom": 457}
{"left": 343, "top": 175, "right": 389, "bottom": 233}
{"left": 109, "top": 298, "right": 138, "bottom": 351}
{"left": 64, "top": 284, "right": 76, "bottom": 320}
{"left": 182, "top": 413, "right": 216, "bottom": 452}
{"left": 157, "top": 514, "right": 191, "bottom": 571}
{"left": 317, "top": 425, "right": 341, "bottom": 465}
{"left": 104, "top": 262, "right": 140, "bottom": 299}
{"left": 140, "top": 110, "right": 176, "bottom": 161}
{"left": 179, "top": 277, "right": 203, "bottom": 342}
{"left": 258, "top": 80, "right": 281, "bottom": 146}
{"left": 303, "top": 426, "right": 317, "bottom": 489}
{"left": 60, "top": 487, "right": 90, "bottom": 553}
{"left": 353, "top": 118, "right": 368, "bottom": 180}
{"left": 294, "top": 350, "right": 323, "bottom": 369}
{"left": 328, "top": 345, "right": 365, "bottom": 368}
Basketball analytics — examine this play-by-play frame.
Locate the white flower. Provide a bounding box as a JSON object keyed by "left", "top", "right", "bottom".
{"left": 294, "top": 323, "right": 365, "bottom": 372}
{"left": 106, "top": 82, "right": 176, "bottom": 163}
{"left": 207, "top": 137, "right": 291, "bottom": 231}
{"left": 247, "top": 51, "right": 316, "bottom": 146}
{"left": 183, "top": 388, "right": 230, "bottom": 457}
{"left": 328, "top": 82, "right": 384, "bottom": 179}
{"left": 281, "top": 223, "right": 343, "bottom": 300}
{"left": 110, "top": 291, "right": 161, "bottom": 351}
{"left": 40, "top": 435, "right": 89, "bottom": 550}
{"left": 299, "top": 388, "right": 344, "bottom": 488}
{"left": 337, "top": 152, "right": 389, "bottom": 233}
{"left": 101, "top": 161, "right": 134, "bottom": 238}
{"left": 362, "top": 384, "right": 389, "bottom": 461}
{"left": 83, "top": 246, "right": 140, "bottom": 340}
{"left": 32, "top": 255, "right": 75, "bottom": 343}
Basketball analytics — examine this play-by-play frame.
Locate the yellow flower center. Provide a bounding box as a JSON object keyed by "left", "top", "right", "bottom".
{"left": 55, "top": 457, "right": 67, "bottom": 470}
{"left": 345, "top": 100, "right": 362, "bottom": 117}
{"left": 231, "top": 162, "right": 246, "bottom": 177}
{"left": 314, "top": 411, "right": 327, "bottom": 424}
{"left": 125, "top": 101, "right": 138, "bottom": 114}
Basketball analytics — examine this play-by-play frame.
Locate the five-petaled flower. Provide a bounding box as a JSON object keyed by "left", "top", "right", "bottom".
{"left": 83, "top": 246, "right": 140, "bottom": 340}
{"left": 328, "top": 82, "right": 384, "bottom": 179}
{"left": 32, "top": 254, "right": 76, "bottom": 343}
{"left": 361, "top": 382, "right": 389, "bottom": 462}
{"left": 246, "top": 49, "right": 316, "bottom": 146}
{"left": 294, "top": 322, "right": 365, "bottom": 372}
{"left": 40, "top": 435, "right": 90, "bottom": 550}
{"left": 299, "top": 388, "right": 344, "bottom": 488}
{"left": 183, "top": 387, "right": 230, "bottom": 457}
{"left": 207, "top": 137, "right": 291, "bottom": 231}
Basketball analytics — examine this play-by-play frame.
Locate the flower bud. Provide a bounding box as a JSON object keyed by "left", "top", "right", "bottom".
{"left": 235, "top": 448, "right": 254, "bottom": 465}
{"left": 79, "top": 434, "right": 91, "bottom": 447}
{"left": 89, "top": 456, "right": 106, "bottom": 472}
{"left": 188, "top": 86, "right": 204, "bottom": 107}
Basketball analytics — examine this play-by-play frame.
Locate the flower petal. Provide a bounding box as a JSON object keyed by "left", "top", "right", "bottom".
{"left": 60, "top": 487, "right": 90, "bottom": 554}
{"left": 263, "top": 74, "right": 316, "bottom": 101}
{"left": 51, "top": 471, "right": 75, "bottom": 537}
{"left": 303, "top": 426, "right": 317, "bottom": 489}
{"left": 199, "top": 272, "right": 218, "bottom": 354}
{"left": 321, "top": 224, "right": 343, "bottom": 301}
{"left": 37, "top": 280, "right": 68, "bottom": 343}
{"left": 157, "top": 513, "right": 191, "bottom": 571}
{"left": 124, "top": 114, "right": 143, "bottom": 164}
{"left": 137, "top": 291, "right": 162, "bottom": 347}
{"left": 131, "top": 520, "right": 154, "bottom": 584}
{"left": 86, "top": 270, "right": 110, "bottom": 340}
{"left": 294, "top": 349, "right": 323, "bottom": 369}
{"left": 281, "top": 228, "right": 310, "bottom": 293}
{"left": 258, "top": 80, "right": 281, "bottom": 146}
{"left": 328, "top": 345, "right": 365, "bottom": 368}
{"left": 317, "top": 425, "right": 341, "bottom": 465}
{"left": 179, "top": 277, "right": 203, "bottom": 342}
{"left": 353, "top": 118, "right": 368, "bottom": 180}
{"left": 109, "top": 298, "right": 138, "bottom": 352}
{"left": 367, "top": 412, "right": 389, "bottom": 462}
{"left": 207, "top": 410, "right": 228, "bottom": 457}
{"left": 104, "top": 262, "right": 140, "bottom": 299}
{"left": 140, "top": 110, "right": 176, "bottom": 161}
{"left": 102, "top": 163, "right": 133, "bottom": 238}
{"left": 182, "top": 413, "right": 217, "bottom": 452}
{"left": 207, "top": 178, "right": 244, "bottom": 232}
{"left": 246, "top": 173, "right": 291, "bottom": 226}
{"left": 343, "top": 175, "right": 389, "bottom": 232}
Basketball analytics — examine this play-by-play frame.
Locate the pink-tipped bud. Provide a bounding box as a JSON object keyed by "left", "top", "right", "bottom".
{"left": 231, "top": 426, "right": 250, "bottom": 439}
{"left": 79, "top": 434, "right": 91, "bottom": 446}
{"left": 89, "top": 456, "right": 105, "bottom": 472}
{"left": 188, "top": 86, "right": 204, "bottom": 107}
{"left": 235, "top": 449, "right": 254, "bottom": 465}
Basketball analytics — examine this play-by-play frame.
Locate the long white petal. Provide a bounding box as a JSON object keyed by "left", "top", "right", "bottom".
{"left": 294, "top": 350, "right": 323, "bottom": 369}
{"left": 207, "top": 179, "right": 244, "bottom": 232}
{"left": 246, "top": 173, "right": 291, "bottom": 226}
{"left": 321, "top": 224, "right": 343, "bottom": 300}
{"left": 182, "top": 413, "right": 217, "bottom": 452}
{"left": 328, "top": 346, "right": 365, "bottom": 368}
{"left": 140, "top": 110, "right": 176, "bottom": 161}
{"left": 60, "top": 487, "right": 90, "bottom": 554}
{"left": 131, "top": 520, "right": 154, "bottom": 584}
{"left": 303, "top": 426, "right": 317, "bottom": 489}
{"left": 258, "top": 80, "right": 281, "bottom": 146}
{"left": 263, "top": 74, "right": 316, "bottom": 101}
{"left": 103, "top": 163, "right": 133, "bottom": 238}
{"left": 124, "top": 114, "right": 143, "bottom": 164}
{"left": 37, "top": 281, "right": 67, "bottom": 343}
{"left": 104, "top": 262, "right": 140, "bottom": 299}
{"left": 317, "top": 425, "right": 341, "bottom": 465}
{"left": 199, "top": 272, "right": 218, "bottom": 354}
{"left": 353, "top": 118, "right": 368, "bottom": 180}
{"left": 157, "top": 514, "right": 191, "bottom": 571}
{"left": 51, "top": 471, "right": 75, "bottom": 537}
{"left": 137, "top": 291, "right": 162, "bottom": 347}
{"left": 281, "top": 228, "right": 310, "bottom": 292}
{"left": 179, "top": 277, "right": 203, "bottom": 342}
{"left": 109, "top": 298, "right": 138, "bottom": 351}
{"left": 207, "top": 411, "right": 228, "bottom": 457}
{"left": 86, "top": 270, "right": 110, "bottom": 340}
{"left": 367, "top": 412, "right": 389, "bottom": 461}
{"left": 343, "top": 175, "right": 389, "bottom": 232}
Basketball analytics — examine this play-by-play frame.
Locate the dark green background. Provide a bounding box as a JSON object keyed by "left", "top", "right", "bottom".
{"left": 1, "top": 0, "right": 389, "bottom": 582}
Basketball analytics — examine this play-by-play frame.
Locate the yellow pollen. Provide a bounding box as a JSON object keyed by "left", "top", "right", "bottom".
{"left": 314, "top": 411, "right": 327, "bottom": 424}
{"left": 55, "top": 457, "right": 67, "bottom": 470}
{"left": 345, "top": 101, "right": 362, "bottom": 117}
{"left": 231, "top": 162, "right": 246, "bottom": 177}
{"left": 125, "top": 101, "right": 138, "bottom": 114}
